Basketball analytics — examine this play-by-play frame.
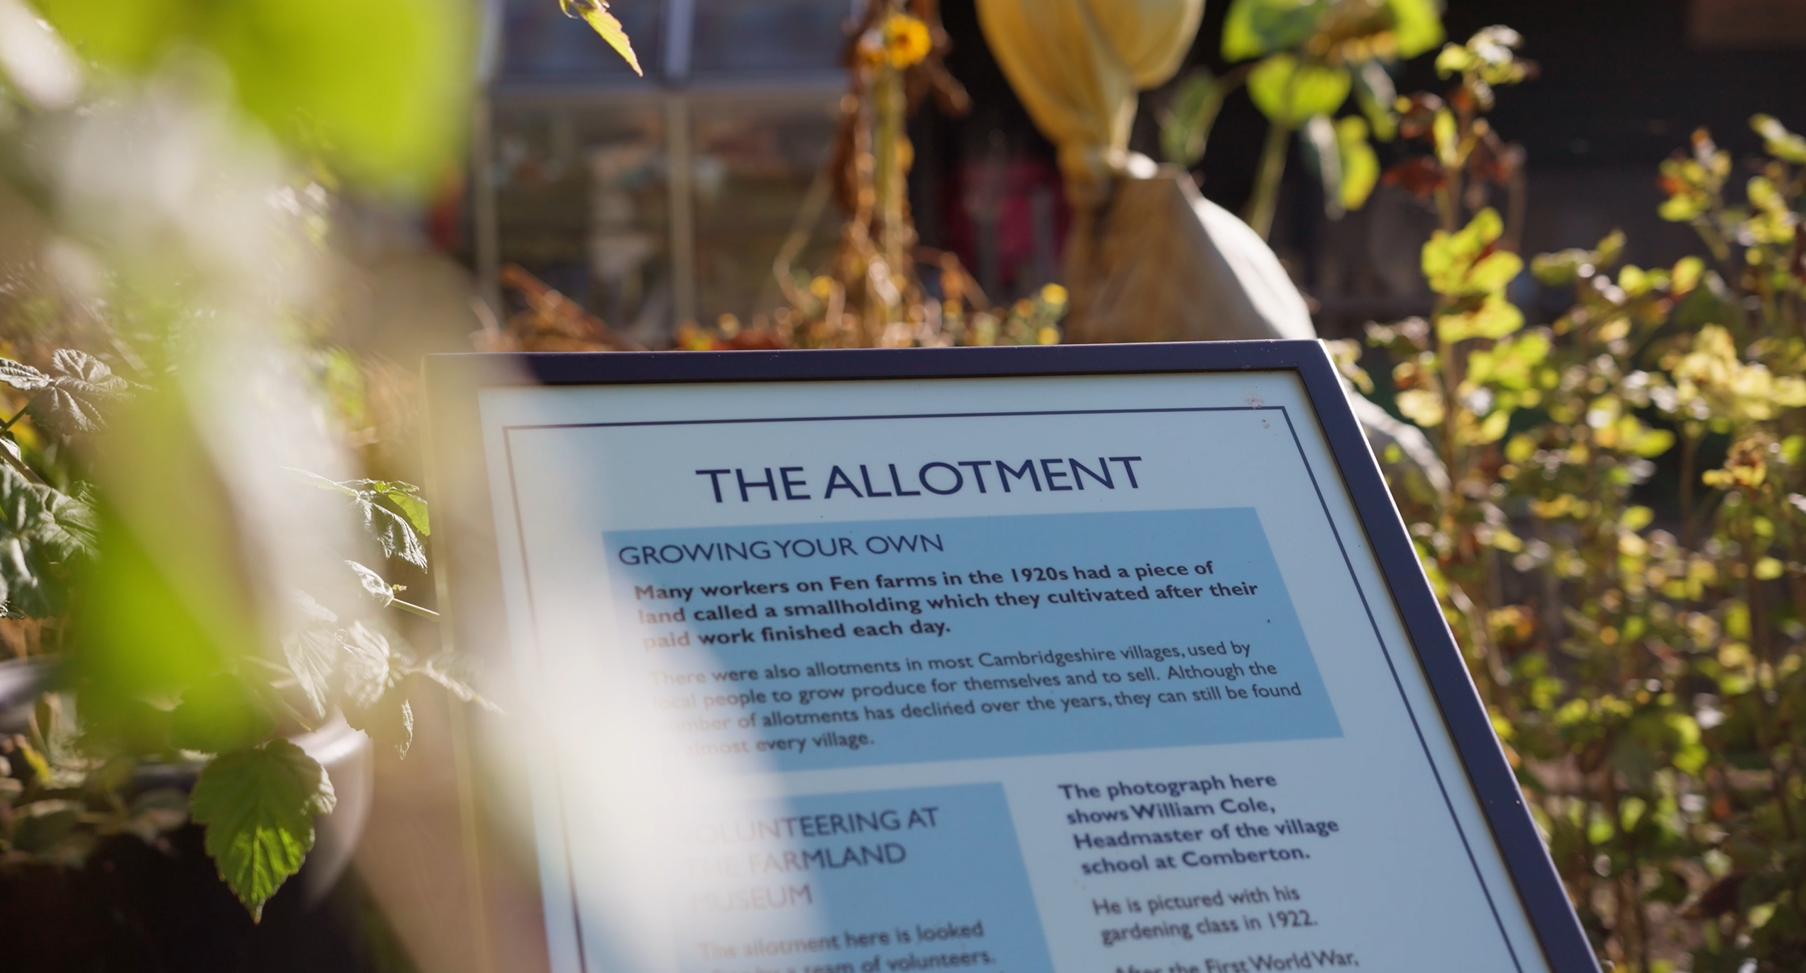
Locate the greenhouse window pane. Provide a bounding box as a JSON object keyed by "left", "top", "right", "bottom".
{"left": 691, "top": 103, "right": 839, "bottom": 325}
{"left": 493, "top": 105, "right": 674, "bottom": 345}
{"left": 691, "top": 0, "right": 849, "bottom": 75}
{"left": 500, "top": 0, "right": 664, "bottom": 81}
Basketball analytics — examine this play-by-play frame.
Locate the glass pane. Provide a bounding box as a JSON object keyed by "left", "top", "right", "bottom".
{"left": 493, "top": 105, "right": 674, "bottom": 345}
{"left": 691, "top": 102, "right": 840, "bottom": 327}
{"left": 499, "top": 0, "right": 664, "bottom": 81}
{"left": 690, "top": 0, "right": 849, "bottom": 75}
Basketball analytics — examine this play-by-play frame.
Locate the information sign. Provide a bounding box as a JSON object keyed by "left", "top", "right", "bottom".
{"left": 425, "top": 342, "right": 1597, "bottom": 973}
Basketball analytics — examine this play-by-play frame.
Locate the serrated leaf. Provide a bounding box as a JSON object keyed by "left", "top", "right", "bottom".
{"left": 282, "top": 624, "right": 337, "bottom": 720}
{"left": 561, "top": 0, "right": 641, "bottom": 76}
{"left": 30, "top": 350, "right": 130, "bottom": 436}
{"left": 0, "top": 467, "right": 98, "bottom": 618}
{"left": 290, "top": 470, "right": 430, "bottom": 570}
{"left": 363, "top": 500, "right": 427, "bottom": 570}
{"left": 345, "top": 684, "right": 413, "bottom": 757}
{"left": 347, "top": 560, "right": 396, "bottom": 608}
{"left": 190, "top": 739, "right": 336, "bottom": 921}
{"left": 377, "top": 487, "right": 429, "bottom": 536}
{"left": 170, "top": 672, "right": 277, "bottom": 754}
{"left": 1248, "top": 55, "right": 1350, "bottom": 127}
{"left": 339, "top": 620, "right": 394, "bottom": 712}
{"left": 0, "top": 358, "right": 50, "bottom": 393}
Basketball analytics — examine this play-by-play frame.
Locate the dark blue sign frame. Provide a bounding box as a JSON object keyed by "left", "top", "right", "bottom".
{"left": 424, "top": 340, "right": 1599, "bottom": 973}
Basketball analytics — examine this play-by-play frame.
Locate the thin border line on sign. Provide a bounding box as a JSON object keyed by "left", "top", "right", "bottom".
{"left": 498, "top": 402, "right": 1521, "bottom": 973}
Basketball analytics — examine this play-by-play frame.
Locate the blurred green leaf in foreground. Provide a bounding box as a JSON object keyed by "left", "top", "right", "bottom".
{"left": 30, "top": 0, "right": 472, "bottom": 192}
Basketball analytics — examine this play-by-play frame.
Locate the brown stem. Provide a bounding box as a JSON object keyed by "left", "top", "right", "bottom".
{"left": 0, "top": 439, "right": 45, "bottom": 487}
{"left": 1744, "top": 507, "right": 1798, "bottom": 841}
{"left": 1679, "top": 431, "right": 1697, "bottom": 550}
{"left": 0, "top": 398, "right": 33, "bottom": 432}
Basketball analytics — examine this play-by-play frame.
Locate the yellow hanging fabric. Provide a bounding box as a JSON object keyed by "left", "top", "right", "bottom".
{"left": 975, "top": 0, "right": 1201, "bottom": 200}
{"left": 974, "top": 0, "right": 1316, "bottom": 343}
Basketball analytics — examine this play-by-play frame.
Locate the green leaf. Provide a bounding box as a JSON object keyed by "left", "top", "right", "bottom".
{"left": 1161, "top": 68, "right": 1227, "bottom": 167}
{"left": 30, "top": 349, "right": 131, "bottom": 436}
{"left": 1670, "top": 256, "right": 1704, "bottom": 295}
{"left": 1385, "top": 0, "right": 1445, "bottom": 57}
{"left": 0, "top": 358, "right": 50, "bottom": 393}
{"left": 1336, "top": 116, "right": 1379, "bottom": 210}
{"left": 1466, "top": 331, "right": 1550, "bottom": 389}
{"left": 347, "top": 560, "right": 396, "bottom": 608}
{"left": 1531, "top": 248, "right": 1590, "bottom": 286}
{"left": 338, "top": 620, "right": 395, "bottom": 712}
{"left": 1475, "top": 409, "right": 1511, "bottom": 444}
{"left": 1659, "top": 194, "right": 1704, "bottom": 222}
{"left": 1395, "top": 389, "right": 1446, "bottom": 427}
{"left": 562, "top": 0, "right": 641, "bottom": 75}
{"left": 0, "top": 467, "right": 98, "bottom": 618}
{"left": 365, "top": 502, "right": 426, "bottom": 569}
{"left": 35, "top": 0, "right": 470, "bottom": 191}
{"left": 1301, "top": 115, "right": 1344, "bottom": 217}
{"left": 1352, "top": 61, "right": 1398, "bottom": 141}
{"left": 1221, "top": 0, "right": 1327, "bottom": 61}
{"left": 1468, "top": 251, "right": 1525, "bottom": 292}
{"left": 290, "top": 470, "right": 429, "bottom": 569}
{"left": 379, "top": 488, "right": 429, "bottom": 537}
{"left": 1421, "top": 208, "right": 1503, "bottom": 295}
{"left": 170, "top": 672, "right": 276, "bottom": 754}
{"left": 1751, "top": 114, "right": 1806, "bottom": 164}
{"left": 1248, "top": 55, "right": 1351, "bottom": 127}
{"left": 282, "top": 624, "right": 337, "bottom": 720}
{"left": 1432, "top": 108, "right": 1458, "bottom": 165}
{"left": 1436, "top": 294, "right": 1524, "bottom": 342}
{"left": 345, "top": 683, "right": 413, "bottom": 757}
{"left": 191, "top": 739, "right": 336, "bottom": 921}
{"left": 1435, "top": 43, "right": 1476, "bottom": 77}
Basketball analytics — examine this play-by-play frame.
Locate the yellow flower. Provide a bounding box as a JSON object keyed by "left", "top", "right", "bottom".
{"left": 883, "top": 14, "right": 931, "bottom": 68}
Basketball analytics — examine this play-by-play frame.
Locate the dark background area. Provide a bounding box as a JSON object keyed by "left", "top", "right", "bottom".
{"left": 912, "top": 0, "right": 1806, "bottom": 335}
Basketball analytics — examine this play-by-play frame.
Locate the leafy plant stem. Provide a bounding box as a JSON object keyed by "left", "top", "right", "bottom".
{"left": 874, "top": 58, "right": 905, "bottom": 322}
{"left": 390, "top": 598, "right": 440, "bottom": 620}
{"left": 1248, "top": 121, "right": 1292, "bottom": 240}
{"left": 0, "top": 397, "right": 33, "bottom": 432}
{"left": 1504, "top": 164, "right": 1528, "bottom": 254}
{"left": 1680, "top": 430, "right": 1697, "bottom": 549}
{"left": 0, "top": 437, "right": 46, "bottom": 487}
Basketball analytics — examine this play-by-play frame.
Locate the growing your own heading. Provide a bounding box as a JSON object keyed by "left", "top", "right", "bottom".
{"left": 694, "top": 457, "right": 1144, "bottom": 504}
